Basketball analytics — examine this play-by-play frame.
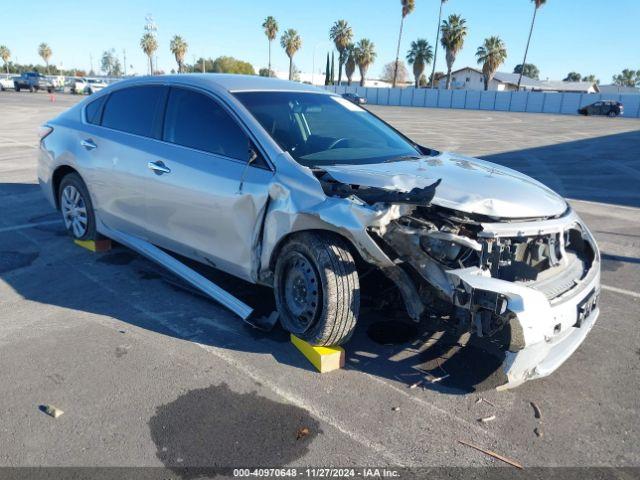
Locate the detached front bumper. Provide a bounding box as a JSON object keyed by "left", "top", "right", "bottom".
{"left": 447, "top": 260, "right": 600, "bottom": 389}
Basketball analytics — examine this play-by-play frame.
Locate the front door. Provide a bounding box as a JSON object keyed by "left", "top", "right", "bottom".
{"left": 142, "top": 86, "right": 273, "bottom": 281}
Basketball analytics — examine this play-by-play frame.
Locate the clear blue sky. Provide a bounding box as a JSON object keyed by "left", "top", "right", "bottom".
{"left": 4, "top": 0, "right": 639, "bottom": 82}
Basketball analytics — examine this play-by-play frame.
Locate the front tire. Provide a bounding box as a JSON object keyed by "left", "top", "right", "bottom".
{"left": 58, "top": 173, "right": 97, "bottom": 241}
{"left": 274, "top": 232, "right": 360, "bottom": 346}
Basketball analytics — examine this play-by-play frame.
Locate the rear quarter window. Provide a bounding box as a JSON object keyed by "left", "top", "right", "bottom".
{"left": 101, "top": 85, "right": 166, "bottom": 137}
{"left": 85, "top": 95, "right": 107, "bottom": 125}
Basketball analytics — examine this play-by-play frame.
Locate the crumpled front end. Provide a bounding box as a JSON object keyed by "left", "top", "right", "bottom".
{"left": 369, "top": 205, "right": 601, "bottom": 389}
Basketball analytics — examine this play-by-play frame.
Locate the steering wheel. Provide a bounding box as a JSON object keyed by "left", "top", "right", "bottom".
{"left": 327, "top": 137, "right": 349, "bottom": 150}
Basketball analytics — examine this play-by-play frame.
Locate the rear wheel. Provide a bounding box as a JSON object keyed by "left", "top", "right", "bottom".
{"left": 274, "top": 232, "right": 360, "bottom": 346}
{"left": 58, "top": 173, "right": 97, "bottom": 241}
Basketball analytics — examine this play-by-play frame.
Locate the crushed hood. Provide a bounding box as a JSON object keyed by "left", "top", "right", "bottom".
{"left": 320, "top": 152, "right": 568, "bottom": 219}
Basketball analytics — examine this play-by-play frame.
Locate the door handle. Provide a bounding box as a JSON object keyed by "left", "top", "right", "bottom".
{"left": 80, "top": 138, "right": 97, "bottom": 150}
{"left": 147, "top": 161, "right": 171, "bottom": 175}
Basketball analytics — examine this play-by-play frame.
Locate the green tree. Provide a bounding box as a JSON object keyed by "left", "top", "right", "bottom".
{"left": 513, "top": 63, "right": 539, "bottom": 80}
{"left": 354, "top": 38, "right": 376, "bottom": 87}
{"left": 101, "top": 49, "right": 116, "bottom": 76}
{"left": 170, "top": 35, "right": 188, "bottom": 73}
{"left": 344, "top": 43, "right": 356, "bottom": 86}
{"left": 330, "top": 51, "right": 335, "bottom": 84}
{"left": 429, "top": 0, "right": 448, "bottom": 88}
{"left": 38, "top": 43, "right": 52, "bottom": 74}
{"left": 324, "top": 52, "right": 330, "bottom": 85}
{"left": 0, "top": 45, "right": 10, "bottom": 74}
{"left": 476, "top": 36, "right": 507, "bottom": 91}
{"left": 211, "top": 56, "right": 255, "bottom": 74}
{"left": 329, "top": 20, "right": 353, "bottom": 86}
{"left": 563, "top": 72, "right": 582, "bottom": 82}
{"left": 612, "top": 69, "right": 640, "bottom": 87}
{"left": 140, "top": 33, "right": 158, "bottom": 75}
{"left": 258, "top": 67, "right": 274, "bottom": 77}
{"left": 406, "top": 39, "right": 433, "bottom": 88}
{"left": 262, "top": 16, "right": 279, "bottom": 77}
{"left": 393, "top": 0, "right": 415, "bottom": 88}
{"left": 582, "top": 74, "right": 599, "bottom": 84}
{"left": 517, "top": 0, "right": 547, "bottom": 90}
{"left": 280, "top": 29, "right": 302, "bottom": 81}
{"left": 440, "top": 14, "right": 468, "bottom": 89}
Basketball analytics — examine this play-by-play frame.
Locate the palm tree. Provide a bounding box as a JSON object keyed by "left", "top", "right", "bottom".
{"left": 392, "top": 0, "right": 415, "bottom": 88}
{"left": 329, "top": 20, "right": 353, "bottom": 86}
{"left": 406, "top": 39, "right": 433, "bottom": 88}
{"left": 344, "top": 43, "right": 356, "bottom": 86}
{"left": 517, "top": 0, "right": 547, "bottom": 91}
{"left": 476, "top": 36, "right": 507, "bottom": 91}
{"left": 612, "top": 69, "right": 638, "bottom": 87}
{"left": 169, "top": 35, "right": 188, "bottom": 73}
{"left": 0, "top": 45, "right": 10, "bottom": 74}
{"left": 440, "top": 14, "right": 468, "bottom": 89}
{"left": 354, "top": 38, "right": 376, "bottom": 87}
{"left": 140, "top": 33, "right": 158, "bottom": 75}
{"left": 38, "top": 43, "right": 52, "bottom": 74}
{"left": 280, "top": 29, "right": 302, "bottom": 81}
{"left": 262, "top": 16, "right": 278, "bottom": 77}
{"left": 429, "top": 0, "right": 448, "bottom": 89}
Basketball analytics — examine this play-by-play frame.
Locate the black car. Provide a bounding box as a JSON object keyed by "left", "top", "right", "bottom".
{"left": 578, "top": 100, "right": 624, "bottom": 117}
{"left": 14, "top": 72, "right": 53, "bottom": 93}
{"left": 341, "top": 93, "right": 367, "bottom": 105}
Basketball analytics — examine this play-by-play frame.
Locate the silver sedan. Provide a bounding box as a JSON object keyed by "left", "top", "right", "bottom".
{"left": 38, "top": 74, "right": 600, "bottom": 388}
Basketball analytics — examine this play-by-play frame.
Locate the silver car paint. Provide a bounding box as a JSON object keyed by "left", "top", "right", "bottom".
{"left": 38, "top": 74, "right": 600, "bottom": 388}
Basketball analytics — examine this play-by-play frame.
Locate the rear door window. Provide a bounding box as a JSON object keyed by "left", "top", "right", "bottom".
{"left": 101, "top": 85, "right": 166, "bottom": 138}
{"left": 162, "top": 87, "right": 249, "bottom": 161}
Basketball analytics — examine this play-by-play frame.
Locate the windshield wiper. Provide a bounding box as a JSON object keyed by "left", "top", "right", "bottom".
{"left": 383, "top": 155, "right": 423, "bottom": 163}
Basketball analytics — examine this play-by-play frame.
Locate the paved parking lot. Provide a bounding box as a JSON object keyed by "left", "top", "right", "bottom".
{"left": 0, "top": 91, "right": 638, "bottom": 472}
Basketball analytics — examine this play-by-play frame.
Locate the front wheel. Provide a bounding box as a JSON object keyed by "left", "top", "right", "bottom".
{"left": 58, "top": 173, "right": 97, "bottom": 241}
{"left": 608, "top": 111, "right": 617, "bottom": 117}
{"left": 274, "top": 232, "right": 360, "bottom": 346}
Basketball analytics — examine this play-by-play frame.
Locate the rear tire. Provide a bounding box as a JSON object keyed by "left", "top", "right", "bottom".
{"left": 274, "top": 232, "right": 360, "bottom": 346}
{"left": 58, "top": 173, "right": 97, "bottom": 241}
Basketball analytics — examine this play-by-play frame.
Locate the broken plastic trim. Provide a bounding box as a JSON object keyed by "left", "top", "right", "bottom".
{"left": 316, "top": 171, "right": 441, "bottom": 206}
{"left": 99, "top": 224, "right": 254, "bottom": 320}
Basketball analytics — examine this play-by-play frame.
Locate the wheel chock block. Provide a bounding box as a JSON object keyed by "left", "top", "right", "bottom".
{"left": 290, "top": 334, "right": 345, "bottom": 373}
{"left": 74, "top": 239, "right": 112, "bottom": 252}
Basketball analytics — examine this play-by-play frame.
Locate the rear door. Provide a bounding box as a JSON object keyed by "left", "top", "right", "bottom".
{"left": 79, "top": 84, "right": 168, "bottom": 238}
{"left": 143, "top": 86, "right": 273, "bottom": 281}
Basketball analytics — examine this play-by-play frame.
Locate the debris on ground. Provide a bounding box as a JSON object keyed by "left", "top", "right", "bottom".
{"left": 392, "top": 406, "right": 401, "bottom": 412}
{"left": 478, "top": 415, "right": 496, "bottom": 423}
{"left": 426, "top": 373, "right": 450, "bottom": 383}
{"left": 409, "top": 380, "right": 422, "bottom": 389}
{"left": 458, "top": 440, "right": 523, "bottom": 469}
{"left": 295, "top": 426, "right": 310, "bottom": 440}
{"left": 534, "top": 427, "right": 543, "bottom": 437}
{"left": 475, "top": 397, "right": 496, "bottom": 408}
{"left": 39, "top": 404, "right": 64, "bottom": 418}
{"left": 530, "top": 401, "right": 542, "bottom": 419}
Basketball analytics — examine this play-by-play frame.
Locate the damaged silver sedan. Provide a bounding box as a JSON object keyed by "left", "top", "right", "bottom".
{"left": 38, "top": 75, "right": 600, "bottom": 388}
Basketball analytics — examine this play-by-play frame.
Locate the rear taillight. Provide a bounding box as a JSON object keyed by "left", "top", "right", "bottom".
{"left": 38, "top": 125, "right": 53, "bottom": 141}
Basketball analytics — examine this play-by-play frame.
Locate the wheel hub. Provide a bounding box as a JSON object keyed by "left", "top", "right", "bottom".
{"left": 282, "top": 253, "right": 320, "bottom": 330}
{"left": 61, "top": 185, "right": 88, "bottom": 238}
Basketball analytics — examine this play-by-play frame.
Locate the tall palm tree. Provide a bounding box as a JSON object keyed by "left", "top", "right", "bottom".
{"left": 329, "top": 20, "right": 353, "bottom": 86}
{"left": 38, "top": 43, "right": 52, "bottom": 74}
{"left": 517, "top": 0, "right": 547, "bottom": 91}
{"left": 393, "top": 0, "right": 415, "bottom": 88}
{"left": 440, "top": 14, "right": 467, "bottom": 89}
{"left": 280, "top": 29, "right": 302, "bottom": 81}
{"left": 476, "top": 36, "right": 507, "bottom": 91}
{"left": 0, "top": 45, "right": 10, "bottom": 74}
{"left": 344, "top": 43, "right": 356, "bottom": 86}
{"left": 429, "top": 0, "right": 448, "bottom": 88}
{"left": 140, "top": 33, "right": 158, "bottom": 75}
{"left": 406, "top": 39, "right": 433, "bottom": 88}
{"left": 262, "top": 16, "right": 278, "bottom": 77}
{"left": 354, "top": 38, "right": 376, "bottom": 87}
{"left": 169, "top": 35, "right": 188, "bottom": 73}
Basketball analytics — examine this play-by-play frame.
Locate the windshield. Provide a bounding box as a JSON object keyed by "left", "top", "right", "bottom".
{"left": 233, "top": 91, "right": 421, "bottom": 167}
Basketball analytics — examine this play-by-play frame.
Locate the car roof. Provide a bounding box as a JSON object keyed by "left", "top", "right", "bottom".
{"left": 107, "top": 74, "right": 329, "bottom": 94}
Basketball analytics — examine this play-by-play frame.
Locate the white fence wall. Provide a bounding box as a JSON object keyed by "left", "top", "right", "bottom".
{"left": 325, "top": 85, "right": 640, "bottom": 118}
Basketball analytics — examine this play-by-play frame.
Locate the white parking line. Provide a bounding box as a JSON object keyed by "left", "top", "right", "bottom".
{"left": 0, "top": 219, "right": 60, "bottom": 233}
{"left": 601, "top": 284, "right": 640, "bottom": 299}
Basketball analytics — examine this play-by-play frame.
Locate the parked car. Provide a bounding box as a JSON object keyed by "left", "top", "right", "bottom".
{"left": 578, "top": 100, "right": 624, "bottom": 117}
{"left": 14, "top": 72, "right": 53, "bottom": 92}
{"left": 0, "top": 74, "right": 18, "bottom": 91}
{"left": 342, "top": 92, "right": 367, "bottom": 105}
{"left": 84, "top": 78, "right": 108, "bottom": 94}
{"left": 38, "top": 75, "right": 601, "bottom": 388}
